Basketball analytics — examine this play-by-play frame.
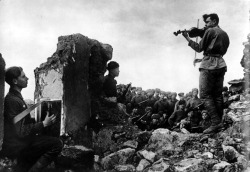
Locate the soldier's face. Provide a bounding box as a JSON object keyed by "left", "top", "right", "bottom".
{"left": 111, "top": 67, "right": 120, "bottom": 77}
{"left": 179, "top": 104, "right": 184, "bottom": 110}
{"left": 14, "top": 70, "right": 28, "bottom": 88}
{"left": 202, "top": 113, "right": 208, "bottom": 119}
{"left": 192, "top": 91, "right": 198, "bottom": 97}
{"left": 205, "top": 17, "right": 216, "bottom": 28}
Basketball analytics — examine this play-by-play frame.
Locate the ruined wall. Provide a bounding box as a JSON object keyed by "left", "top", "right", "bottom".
{"left": 241, "top": 33, "right": 250, "bottom": 89}
{"left": 34, "top": 34, "right": 112, "bottom": 144}
{"left": 0, "top": 54, "right": 5, "bottom": 150}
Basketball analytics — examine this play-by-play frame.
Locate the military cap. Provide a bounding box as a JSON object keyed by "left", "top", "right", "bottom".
{"left": 165, "top": 91, "right": 171, "bottom": 95}
{"left": 178, "top": 92, "right": 185, "bottom": 97}
{"left": 201, "top": 110, "right": 208, "bottom": 114}
{"left": 171, "top": 92, "right": 177, "bottom": 96}
{"left": 151, "top": 113, "right": 161, "bottom": 119}
{"left": 107, "top": 61, "right": 119, "bottom": 70}
{"left": 155, "top": 88, "right": 161, "bottom": 93}
{"left": 222, "top": 86, "right": 228, "bottom": 92}
{"left": 192, "top": 88, "right": 198, "bottom": 93}
{"left": 136, "top": 87, "right": 142, "bottom": 91}
{"left": 147, "top": 91, "right": 154, "bottom": 97}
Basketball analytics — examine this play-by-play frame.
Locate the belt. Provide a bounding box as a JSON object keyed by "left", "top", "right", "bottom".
{"left": 203, "top": 53, "right": 223, "bottom": 58}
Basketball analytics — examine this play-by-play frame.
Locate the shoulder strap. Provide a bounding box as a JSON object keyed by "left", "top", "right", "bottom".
{"left": 13, "top": 98, "right": 48, "bottom": 124}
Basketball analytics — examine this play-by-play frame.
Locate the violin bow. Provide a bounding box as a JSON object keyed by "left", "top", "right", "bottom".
{"left": 193, "top": 19, "right": 199, "bottom": 67}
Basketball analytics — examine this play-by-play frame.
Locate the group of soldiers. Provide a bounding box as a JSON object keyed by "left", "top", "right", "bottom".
{"left": 116, "top": 85, "right": 211, "bottom": 133}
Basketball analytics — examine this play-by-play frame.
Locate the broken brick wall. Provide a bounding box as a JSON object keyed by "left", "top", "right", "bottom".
{"left": 34, "top": 34, "right": 112, "bottom": 145}
{"left": 0, "top": 54, "right": 5, "bottom": 150}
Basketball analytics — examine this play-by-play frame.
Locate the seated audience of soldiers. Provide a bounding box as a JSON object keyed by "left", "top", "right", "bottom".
{"left": 99, "top": 61, "right": 232, "bottom": 133}
{"left": 115, "top": 83, "right": 215, "bottom": 133}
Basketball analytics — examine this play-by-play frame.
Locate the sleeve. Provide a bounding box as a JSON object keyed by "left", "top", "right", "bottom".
{"left": 153, "top": 101, "right": 158, "bottom": 113}
{"left": 185, "top": 99, "right": 191, "bottom": 112}
{"left": 19, "top": 118, "right": 44, "bottom": 137}
{"left": 174, "top": 101, "right": 179, "bottom": 112}
{"left": 168, "top": 111, "right": 176, "bottom": 126}
{"left": 188, "top": 29, "right": 214, "bottom": 53}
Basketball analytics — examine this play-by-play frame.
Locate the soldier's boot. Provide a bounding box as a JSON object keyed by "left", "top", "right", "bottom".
{"left": 202, "top": 99, "right": 222, "bottom": 134}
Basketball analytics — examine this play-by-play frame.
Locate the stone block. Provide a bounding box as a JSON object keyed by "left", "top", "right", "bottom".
{"left": 34, "top": 34, "right": 112, "bottom": 145}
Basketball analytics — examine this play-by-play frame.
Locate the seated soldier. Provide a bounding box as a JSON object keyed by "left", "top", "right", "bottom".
{"left": 91, "top": 61, "right": 128, "bottom": 129}
{"left": 184, "top": 92, "right": 192, "bottom": 102}
{"left": 199, "top": 110, "right": 212, "bottom": 132}
{"left": 153, "top": 93, "right": 169, "bottom": 119}
{"left": 174, "top": 92, "right": 186, "bottom": 112}
{"left": 180, "top": 111, "right": 203, "bottom": 133}
{"left": 185, "top": 88, "right": 203, "bottom": 127}
{"left": 145, "top": 91, "right": 156, "bottom": 108}
{"left": 180, "top": 111, "right": 193, "bottom": 131}
{"left": 103, "top": 61, "right": 120, "bottom": 99}
{"left": 168, "top": 92, "right": 178, "bottom": 116}
{"left": 168, "top": 100, "right": 187, "bottom": 129}
{"left": 131, "top": 90, "right": 146, "bottom": 116}
{"left": 2, "top": 66, "right": 63, "bottom": 172}
{"left": 136, "top": 106, "right": 153, "bottom": 130}
{"left": 103, "top": 61, "right": 130, "bottom": 104}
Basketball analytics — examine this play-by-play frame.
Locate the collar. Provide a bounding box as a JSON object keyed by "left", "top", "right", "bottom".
{"left": 108, "top": 74, "right": 115, "bottom": 79}
{"left": 8, "top": 87, "right": 24, "bottom": 100}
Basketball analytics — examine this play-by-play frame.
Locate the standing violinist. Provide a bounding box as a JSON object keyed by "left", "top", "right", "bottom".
{"left": 182, "top": 13, "right": 230, "bottom": 134}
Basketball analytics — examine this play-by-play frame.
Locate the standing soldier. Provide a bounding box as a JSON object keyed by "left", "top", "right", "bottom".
{"left": 182, "top": 13, "right": 230, "bottom": 134}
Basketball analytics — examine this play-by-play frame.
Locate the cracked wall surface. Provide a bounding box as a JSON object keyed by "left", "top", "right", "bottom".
{"left": 34, "top": 34, "right": 112, "bottom": 144}
{"left": 0, "top": 54, "right": 5, "bottom": 150}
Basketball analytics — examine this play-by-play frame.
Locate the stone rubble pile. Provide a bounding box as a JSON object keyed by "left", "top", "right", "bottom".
{"left": 92, "top": 91, "right": 250, "bottom": 172}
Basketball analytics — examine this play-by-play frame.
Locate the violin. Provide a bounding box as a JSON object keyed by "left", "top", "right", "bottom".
{"left": 173, "top": 27, "right": 207, "bottom": 38}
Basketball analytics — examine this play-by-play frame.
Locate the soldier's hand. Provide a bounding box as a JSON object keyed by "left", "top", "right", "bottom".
{"left": 193, "top": 58, "right": 202, "bottom": 64}
{"left": 43, "top": 112, "right": 57, "bottom": 127}
{"left": 182, "top": 31, "right": 189, "bottom": 38}
{"left": 117, "top": 103, "right": 124, "bottom": 111}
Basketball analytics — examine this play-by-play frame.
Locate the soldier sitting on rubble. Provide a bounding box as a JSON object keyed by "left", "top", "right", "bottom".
{"left": 153, "top": 93, "right": 169, "bottom": 119}
{"left": 185, "top": 92, "right": 192, "bottom": 102}
{"left": 168, "top": 100, "right": 187, "bottom": 130}
{"left": 135, "top": 106, "right": 153, "bottom": 130}
{"left": 222, "top": 86, "right": 231, "bottom": 108}
{"left": 90, "top": 61, "right": 129, "bottom": 132}
{"left": 2, "top": 66, "right": 63, "bottom": 172}
{"left": 185, "top": 88, "right": 203, "bottom": 127}
{"left": 199, "top": 110, "right": 212, "bottom": 132}
{"left": 103, "top": 61, "right": 120, "bottom": 98}
{"left": 168, "top": 92, "right": 178, "bottom": 116}
{"left": 179, "top": 110, "right": 204, "bottom": 133}
{"left": 103, "top": 61, "right": 130, "bottom": 104}
{"left": 174, "top": 92, "right": 186, "bottom": 112}
{"left": 131, "top": 90, "right": 147, "bottom": 116}
{"left": 179, "top": 111, "right": 193, "bottom": 132}
{"left": 145, "top": 90, "right": 156, "bottom": 108}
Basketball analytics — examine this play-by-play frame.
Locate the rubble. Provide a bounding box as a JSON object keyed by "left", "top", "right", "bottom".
{"left": 90, "top": 91, "right": 250, "bottom": 172}
{"left": 56, "top": 145, "right": 94, "bottom": 171}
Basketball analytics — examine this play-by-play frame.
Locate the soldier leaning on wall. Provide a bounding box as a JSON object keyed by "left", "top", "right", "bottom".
{"left": 89, "top": 61, "right": 130, "bottom": 133}
{"left": 1, "top": 66, "right": 63, "bottom": 172}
